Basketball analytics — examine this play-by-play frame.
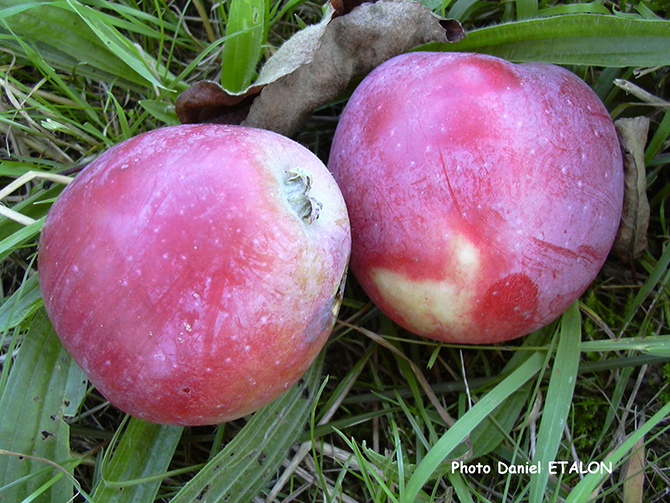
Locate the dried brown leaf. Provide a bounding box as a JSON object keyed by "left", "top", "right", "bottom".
{"left": 176, "top": 0, "right": 462, "bottom": 136}
{"left": 176, "top": 81, "right": 260, "bottom": 125}
{"left": 253, "top": 5, "right": 337, "bottom": 88}
{"left": 613, "top": 117, "right": 651, "bottom": 263}
{"left": 621, "top": 437, "right": 645, "bottom": 503}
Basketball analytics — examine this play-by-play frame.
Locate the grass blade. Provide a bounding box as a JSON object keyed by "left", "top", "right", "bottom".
{"left": 529, "top": 303, "right": 581, "bottom": 503}
{"left": 170, "top": 351, "right": 324, "bottom": 502}
{"left": 0, "top": 309, "right": 87, "bottom": 501}
{"left": 401, "top": 351, "right": 545, "bottom": 502}
{"left": 221, "top": 0, "right": 267, "bottom": 92}
{"left": 0, "top": 218, "right": 44, "bottom": 264}
{"left": 447, "top": 0, "right": 479, "bottom": 21}
{"left": 515, "top": 0, "right": 537, "bottom": 20}
{"left": 468, "top": 325, "right": 555, "bottom": 458}
{"left": 0, "top": 273, "right": 42, "bottom": 332}
{"left": 645, "top": 109, "right": 670, "bottom": 166}
{"left": 92, "top": 418, "right": 183, "bottom": 502}
{"left": 421, "top": 14, "right": 670, "bottom": 67}
{"left": 580, "top": 335, "right": 670, "bottom": 356}
{"left": 469, "top": 385, "right": 531, "bottom": 458}
{"left": 537, "top": 2, "right": 610, "bottom": 17}
{"left": 138, "top": 100, "right": 180, "bottom": 126}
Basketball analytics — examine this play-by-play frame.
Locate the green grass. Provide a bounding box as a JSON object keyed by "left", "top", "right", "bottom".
{"left": 1, "top": 0, "right": 669, "bottom": 501}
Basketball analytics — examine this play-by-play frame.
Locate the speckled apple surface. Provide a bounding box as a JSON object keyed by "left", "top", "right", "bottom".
{"left": 39, "top": 124, "right": 351, "bottom": 425}
{"left": 328, "top": 52, "right": 623, "bottom": 344}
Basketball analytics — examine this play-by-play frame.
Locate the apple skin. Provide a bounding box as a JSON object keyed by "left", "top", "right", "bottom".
{"left": 328, "top": 52, "right": 623, "bottom": 344}
{"left": 39, "top": 124, "right": 351, "bottom": 425}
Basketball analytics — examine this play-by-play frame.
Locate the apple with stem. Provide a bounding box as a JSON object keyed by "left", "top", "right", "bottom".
{"left": 328, "top": 52, "right": 623, "bottom": 344}
{"left": 39, "top": 124, "right": 351, "bottom": 425}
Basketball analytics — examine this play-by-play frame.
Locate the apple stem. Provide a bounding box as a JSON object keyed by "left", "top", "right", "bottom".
{"left": 284, "top": 168, "right": 322, "bottom": 224}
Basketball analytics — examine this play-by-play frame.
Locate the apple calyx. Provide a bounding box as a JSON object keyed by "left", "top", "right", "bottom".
{"left": 284, "top": 168, "right": 322, "bottom": 224}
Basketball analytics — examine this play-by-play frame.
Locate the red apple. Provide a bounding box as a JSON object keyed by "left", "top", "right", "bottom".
{"left": 328, "top": 52, "right": 623, "bottom": 344}
{"left": 39, "top": 124, "right": 351, "bottom": 425}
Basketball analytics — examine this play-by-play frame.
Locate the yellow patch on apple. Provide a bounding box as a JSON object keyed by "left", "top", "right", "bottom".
{"left": 371, "top": 233, "right": 480, "bottom": 338}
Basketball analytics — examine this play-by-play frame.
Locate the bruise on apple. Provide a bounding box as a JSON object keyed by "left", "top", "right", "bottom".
{"left": 329, "top": 52, "right": 623, "bottom": 344}
{"left": 39, "top": 124, "right": 351, "bottom": 425}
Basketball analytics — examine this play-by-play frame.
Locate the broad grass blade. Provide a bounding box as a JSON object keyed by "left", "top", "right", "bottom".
{"left": 92, "top": 418, "right": 183, "bottom": 502}
{"left": 422, "top": 14, "right": 670, "bottom": 67}
{"left": 0, "top": 273, "right": 42, "bottom": 332}
{"left": 515, "top": 0, "right": 537, "bottom": 20}
{"left": 170, "top": 351, "right": 324, "bottom": 502}
{"left": 0, "top": 309, "right": 87, "bottom": 501}
{"left": 538, "top": 2, "right": 610, "bottom": 16}
{"left": 469, "top": 386, "right": 531, "bottom": 458}
{"left": 139, "top": 100, "right": 180, "bottom": 126}
{"left": 221, "top": 0, "right": 266, "bottom": 92}
{"left": 529, "top": 302, "right": 581, "bottom": 503}
{"left": 447, "top": 0, "right": 479, "bottom": 21}
{"left": 0, "top": 218, "right": 44, "bottom": 263}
